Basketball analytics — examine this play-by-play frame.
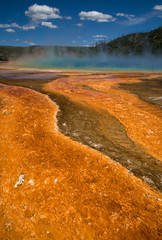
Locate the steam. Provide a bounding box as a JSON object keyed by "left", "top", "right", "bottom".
{"left": 12, "top": 49, "right": 162, "bottom": 71}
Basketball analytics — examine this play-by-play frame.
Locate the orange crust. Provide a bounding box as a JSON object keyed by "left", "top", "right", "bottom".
{"left": 44, "top": 72, "right": 162, "bottom": 160}
{"left": 0, "top": 82, "right": 162, "bottom": 239}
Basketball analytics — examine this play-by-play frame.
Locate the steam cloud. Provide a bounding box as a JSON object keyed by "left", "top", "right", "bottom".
{"left": 12, "top": 50, "right": 162, "bottom": 71}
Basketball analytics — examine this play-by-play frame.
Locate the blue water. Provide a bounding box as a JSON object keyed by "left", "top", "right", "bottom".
{"left": 14, "top": 54, "right": 162, "bottom": 72}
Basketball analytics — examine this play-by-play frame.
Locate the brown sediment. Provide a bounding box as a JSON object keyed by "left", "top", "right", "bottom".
{"left": 41, "top": 92, "right": 162, "bottom": 191}
{"left": 0, "top": 83, "right": 162, "bottom": 240}
{"left": 44, "top": 72, "right": 162, "bottom": 161}
{"left": 118, "top": 77, "right": 162, "bottom": 108}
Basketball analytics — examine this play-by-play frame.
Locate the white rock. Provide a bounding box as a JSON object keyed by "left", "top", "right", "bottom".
{"left": 28, "top": 180, "right": 34, "bottom": 186}
{"left": 3, "top": 110, "right": 8, "bottom": 114}
{"left": 14, "top": 174, "right": 25, "bottom": 188}
{"left": 55, "top": 178, "right": 59, "bottom": 183}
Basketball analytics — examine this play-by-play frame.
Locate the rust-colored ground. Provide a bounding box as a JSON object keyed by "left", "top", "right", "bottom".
{"left": 0, "top": 70, "right": 162, "bottom": 240}
{"left": 44, "top": 72, "right": 162, "bottom": 160}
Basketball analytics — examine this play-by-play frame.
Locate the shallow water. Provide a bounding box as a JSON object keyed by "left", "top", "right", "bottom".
{"left": 0, "top": 73, "right": 63, "bottom": 81}
{"left": 10, "top": 53, "right": 162, "bottom": 72}
{"left": 118, "top": 77, "right": 162, "bottom": 108}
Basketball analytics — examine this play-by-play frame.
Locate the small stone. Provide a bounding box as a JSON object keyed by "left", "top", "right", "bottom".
{"left": 91, "top": 143, "right": 102, "bottom": 149}
{"left": 3, "top": 110, "right": 8, "bottom": 114}
{"left": 72, "top": 133, "right": 79, "bottom": 137}
{"left": 28, "top": 180, "right": 34, "bottom": 186}
{"left": 128, "top": 170, "right": 133, "bottom": 175}
{"left": 55, "top": 178, "right": 59, "bottom": 183}
{"left": 142, "top": 176, "right": 154, "bottom": 184}
{"left": 14, "top": 174, "right": 25, "bottom": 188}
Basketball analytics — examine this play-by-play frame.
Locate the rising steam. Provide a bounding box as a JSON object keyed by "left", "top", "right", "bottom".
{"left": 12, "top": 48, "right": 162, "bottom": 71}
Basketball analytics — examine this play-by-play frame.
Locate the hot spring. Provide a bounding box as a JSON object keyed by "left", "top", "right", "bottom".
{"left": 11, "top": 53, "right": 162, "bottom": 71}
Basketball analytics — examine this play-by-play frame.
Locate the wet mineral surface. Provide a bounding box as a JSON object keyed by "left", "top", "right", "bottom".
{"left": 0, "top": 68, "right": 162, "bottom": 239}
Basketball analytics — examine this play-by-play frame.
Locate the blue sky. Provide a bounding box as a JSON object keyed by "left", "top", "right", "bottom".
{"left": 0, "top": 0, "right": 161, "bottom": 46}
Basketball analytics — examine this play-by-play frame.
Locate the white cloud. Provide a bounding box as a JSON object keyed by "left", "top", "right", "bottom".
{"left": 116, "top": 13, "right": 144, "bottom": 25}
{"left": 0, "top": 22, "right": 20, "bottom": 28}
{"left": 79, "top": 11, "right": 116, "bottom": 22}
{"left": 153, "top": 5, "right": 162, "bottom": 10}
{"left": 21, "top": 26, "right": 36, "bottom": 30}
{"left": 65, "top": 16, "right": 72, "bottom": 20}
{"left": 5, "top": 29, "right": 15, "bottom": 33}
{"left": 16, "top": 38, "right": 20, "bottom": 41}
{"left": 121, "top": 17, "right": 146, "bottom": 25}
{"left": 25, "top": 4, "right": 61, "bottom": 20}
{"left": 118, "top": 8, "right": 162, "bottom": 25}
{"left": 93, "top": 35, "right": 107, "bottom": 38}
{"left": 116, "top": 13, "right": 135, "bottom": 18}
{"left": 94, "top": 38, "right": 105, "bottom": 42}
{"left": 24, "top": 41, "right": 36, "bottom": 45}
{"left": 41, "top": 21, "right": 58, "bottom": 28}
{"left": 0, "top": 24, "right": 10, "bottom": 28}
{"left": 10, "top": 23, "right": 20, "bottom": 28}
{"left": 0, "top": 22, "right": 35, "bottom": 31}
{"left": 0, "top": 23, "right": 19, "bottom": 28}
{"left": 76, "top": 23, "right": 83, "bottom": 27}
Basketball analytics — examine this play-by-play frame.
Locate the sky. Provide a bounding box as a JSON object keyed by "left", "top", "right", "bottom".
{"left": 0, "top": 0, "right": 161, "bottom": 46}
